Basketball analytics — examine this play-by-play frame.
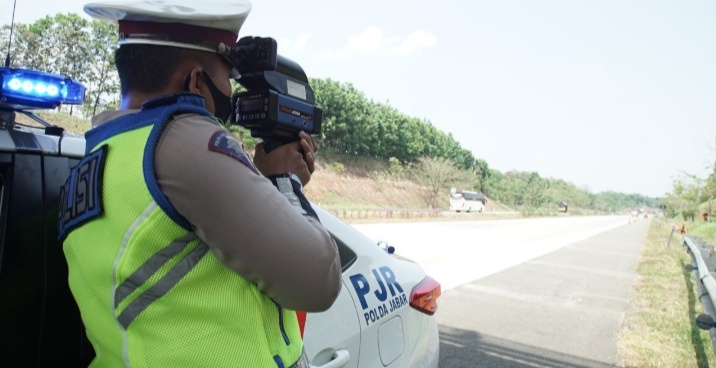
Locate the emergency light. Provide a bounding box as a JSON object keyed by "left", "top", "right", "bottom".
{"left": 0, "top": 67, "right": 85, "bottom": 110}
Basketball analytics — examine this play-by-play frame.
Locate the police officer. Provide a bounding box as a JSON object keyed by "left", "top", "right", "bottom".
{"left": 59, "top": 1, "right": 342, "bottom": 367}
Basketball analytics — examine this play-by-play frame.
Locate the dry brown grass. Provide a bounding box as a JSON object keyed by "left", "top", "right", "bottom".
{"left": 306, "top": 169, "right": 436, "bottom": 210}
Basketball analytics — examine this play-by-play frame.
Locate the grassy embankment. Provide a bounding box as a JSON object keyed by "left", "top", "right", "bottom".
{"left": 619, "top": 218, "right": 716, "bottom": 367}
{"left": 306, "top": 151, "right": 519, "bottom": 222}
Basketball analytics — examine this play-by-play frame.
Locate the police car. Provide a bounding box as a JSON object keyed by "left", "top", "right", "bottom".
{"left": 0, "top": 67, "right": 440, "bottom": 367}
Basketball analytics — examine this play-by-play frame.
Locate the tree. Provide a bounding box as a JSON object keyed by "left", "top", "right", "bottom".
{"left": 705, "top": 165, "right": 716, "bottom": 217}
{"left": 82, "top": 20, "right": 119, "bottom": 116}
{"left": 3, "top": 19, "right": 54, "bottom": 70}
{"left": 54, "top": 14, "right": 93, "bottom": 115}
{"left": 473, "top": 159, "right": 491, "bottom": 194}
{"left": 666, "top": 173, "right": 704, "bottom": 221}
{"left": 2, "top": 15, "right": 120, "bottom": 118}
{"left": 412, "top": 156, "right": 461, "bottom": 209}
{"left": 524, "top": 172, "right": 548, "bottom": 208}
{"left": 388, "top": 157, "right": 406, "bottom": 180}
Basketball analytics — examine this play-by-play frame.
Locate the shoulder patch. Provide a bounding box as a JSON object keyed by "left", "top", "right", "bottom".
{"left": 58, "top": 144, "right": 108, "bottom": 241}
{"left": 208, "top": 130, "right": 259, "bottom": 175}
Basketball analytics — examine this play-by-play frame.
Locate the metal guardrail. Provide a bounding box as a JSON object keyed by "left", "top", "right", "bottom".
{"left": 682, "top": 235, "right": 716, "bottom": 350}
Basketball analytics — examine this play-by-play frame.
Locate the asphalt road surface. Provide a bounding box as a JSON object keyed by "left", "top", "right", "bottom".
{"left": 353, "top": 216, "right": 649, "bottom": 368}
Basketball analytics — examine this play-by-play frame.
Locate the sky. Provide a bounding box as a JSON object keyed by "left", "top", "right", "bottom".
{"left": 2, "top": 0, "right": 715, "bottom": 198}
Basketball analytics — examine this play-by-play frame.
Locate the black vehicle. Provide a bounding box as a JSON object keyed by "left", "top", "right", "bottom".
{"left": 0, "top": 67, "right": 94, "bottom": 366}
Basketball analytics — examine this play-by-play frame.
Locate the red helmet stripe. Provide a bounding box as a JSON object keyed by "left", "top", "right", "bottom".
{"left": 118, "top": 20, "right": 237, "bottom": 47}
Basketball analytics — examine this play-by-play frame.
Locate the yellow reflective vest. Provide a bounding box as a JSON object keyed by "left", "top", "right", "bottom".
{"left": 60, "top": 94, "right": 302, "bottom": 367}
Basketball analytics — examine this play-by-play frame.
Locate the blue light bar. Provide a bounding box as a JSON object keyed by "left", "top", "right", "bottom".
{"left": 0, "top": 67, "right": 85, "bottom": 110}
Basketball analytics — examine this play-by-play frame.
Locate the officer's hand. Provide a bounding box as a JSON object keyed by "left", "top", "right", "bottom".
{"left": 254, "top": 132, "right": 317, "bottom": 186}
{"left": 300, "top": 131, "right": 319, "bottom": 175}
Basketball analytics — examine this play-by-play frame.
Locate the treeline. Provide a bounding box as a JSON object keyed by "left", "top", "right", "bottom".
{"left": 1, "top": 15, "right": 478, "bottom": 165}
{"left": 662, "top": 172, "right": 716, "bottom": 220}
{"left": 486, "top": 171, "right": 661, "bottom": 213}
{"left": 2, "top": 14, "right": 660, "bottom": 213}
{"left": 310, "top": 78, "right": 659, "bottom": 212}
{"left": 311, "top": 79, "right": 477, "bottom": 169}
{"left": 1, "top": 14, "right": 119, "bottom": 117}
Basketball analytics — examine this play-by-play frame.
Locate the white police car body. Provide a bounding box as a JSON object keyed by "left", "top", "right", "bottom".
{"left": 0, "top": 67, "right": 441, "bottom": 367}
{"left": 304, "top": 206, "right": 440, "bottom": 368}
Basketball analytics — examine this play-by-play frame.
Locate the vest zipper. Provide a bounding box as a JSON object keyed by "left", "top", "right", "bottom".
{"left": 273, "top": 301, "right": 291, "bottom": 345}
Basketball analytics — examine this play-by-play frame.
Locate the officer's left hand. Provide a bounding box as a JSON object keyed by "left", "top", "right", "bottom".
{"left": 254, "top": 132, "right": 318, "bottom": 186}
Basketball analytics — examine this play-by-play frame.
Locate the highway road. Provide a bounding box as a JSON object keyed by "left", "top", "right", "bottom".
{"left": 353, "top": 215, "right": 649, "bottom": 368}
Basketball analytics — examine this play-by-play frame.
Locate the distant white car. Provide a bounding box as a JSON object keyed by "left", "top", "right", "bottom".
{"left": 0, "top": 108, "right": 441, "bottom": 367}
{"left": 304, "top": 206, "right": 441, "bottom": 368}
{"left": 449, "top": 190, "right": 486, "bottom": 213}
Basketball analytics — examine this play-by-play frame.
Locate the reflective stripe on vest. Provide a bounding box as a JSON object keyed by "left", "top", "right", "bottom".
{"left": 115, "top": 232, "right": 208, "bottom": 329}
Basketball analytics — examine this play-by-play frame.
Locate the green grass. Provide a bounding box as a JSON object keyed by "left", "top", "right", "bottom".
{"left": 618, "top": 218, "right": 716, "bottom": 367}
{"left": 690, "top": 221, "right": 716, "bottom": 242}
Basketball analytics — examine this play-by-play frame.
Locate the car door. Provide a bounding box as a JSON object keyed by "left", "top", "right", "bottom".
{"left": 303, "top": 221, "right": 361, "bottom": 368}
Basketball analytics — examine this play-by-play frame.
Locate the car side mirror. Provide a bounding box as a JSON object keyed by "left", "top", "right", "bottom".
{"left": 376, "top": 240, "right": 395, "bottom": 254}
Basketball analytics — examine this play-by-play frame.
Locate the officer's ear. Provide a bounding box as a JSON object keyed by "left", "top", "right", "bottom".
{"left": 182, "top": 66, "right": 205, "bottom": 94}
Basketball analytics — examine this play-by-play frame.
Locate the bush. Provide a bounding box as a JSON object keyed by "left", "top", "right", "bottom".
{"left": 328, "top": 162, "right": 345, "bottom": 174}
{"left": 521, "top": 206, "right": 556, "bottom": 217}
{"left": 681, "top": 209, "right": 697, "bottom": 222}
{"left": 388, "top": 157, "right": 405, "bottom": 179}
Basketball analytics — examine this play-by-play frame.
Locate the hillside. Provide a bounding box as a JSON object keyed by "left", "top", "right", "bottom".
{"left": 308, "top": 168, "right": 518, "bottom": 223}
{"left": 15, "top": 110, "right": 516, "bottom": 221}
{"left": 17, "top": 111, "right": 628, "bottom": 221}
{"left": 307, "top": 153, "right": 517, "bottom": 222}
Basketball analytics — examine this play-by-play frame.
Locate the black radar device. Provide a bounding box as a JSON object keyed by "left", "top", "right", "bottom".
{"left": 227, "top": 36, "right": 322, "bottom": 152}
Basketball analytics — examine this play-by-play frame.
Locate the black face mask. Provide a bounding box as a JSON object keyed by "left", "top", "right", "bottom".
{"left": 185, "top": 71, "right": 232, "bottom": 124}
{"left": 202, "top": 71, "right": 233, "bottom": 124}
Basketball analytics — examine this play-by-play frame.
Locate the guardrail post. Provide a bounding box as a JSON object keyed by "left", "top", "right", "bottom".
{"left": 668, "top": 226, "right": 675, "bottom": 248}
